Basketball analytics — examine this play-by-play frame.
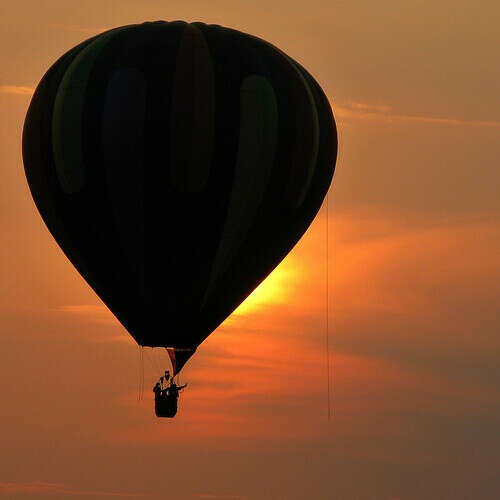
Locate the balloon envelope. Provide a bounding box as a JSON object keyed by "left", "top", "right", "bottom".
{"left": 23, "top": 21, "right": 337, "bottom": 373}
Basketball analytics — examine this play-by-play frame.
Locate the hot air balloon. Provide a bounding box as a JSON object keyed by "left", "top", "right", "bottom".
{"left": 22, "top": 20, "right": 337, "bottom": 381}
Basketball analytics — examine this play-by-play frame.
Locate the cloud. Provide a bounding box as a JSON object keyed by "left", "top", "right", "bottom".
{"left": 0, "top": 481, "right": 145, "bottom": 497}
{"left": 334, "top": 100, "right": 500, "bottom": 128}
{"left": 343, "top": 101, "right": 393, "bottom": 113}
{"left": 54, "top": 305, "right": 133, "bottom": 343}
{"left": 0, "top": 85, "right": 34, "bottom": 96}
{"left": 197, "top": 494, "right": 247, "bottom": 500}
{"left": 39, "top": 210, "right": 500, "bottom": 451}
{"left": 56, "top": 304, "right": 116, "bottom": 323}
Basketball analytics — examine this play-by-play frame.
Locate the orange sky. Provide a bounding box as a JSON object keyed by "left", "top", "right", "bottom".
{"left": 1, "top": 1, "right": 500, "bottom": 499}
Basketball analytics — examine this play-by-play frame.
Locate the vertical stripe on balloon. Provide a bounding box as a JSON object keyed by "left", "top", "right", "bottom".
{"left": 102, "top": 68, "right": 147, "bottom": 300}
{"left": 51, "top": 27, "right": 128, "bottom": 194}
{"left": 281, "top": 54, "right": 320, "bottom": 208}
{"left": 169, "top": 23, "right": 215, "bottom": 193}
{"left": 202, "top": 75, "right": 278, "bottom": 305}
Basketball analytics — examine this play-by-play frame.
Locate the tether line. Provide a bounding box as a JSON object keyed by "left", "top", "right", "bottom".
{"left": 326, "top": 188, "right": 331, "bottom": 420}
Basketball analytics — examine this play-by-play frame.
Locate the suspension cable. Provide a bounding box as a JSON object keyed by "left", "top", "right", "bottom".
{"left": 326, "top": 188, "right": 332, "bottom": 420}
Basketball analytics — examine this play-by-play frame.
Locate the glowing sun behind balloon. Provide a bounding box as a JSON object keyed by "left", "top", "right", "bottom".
{"left": 232, "top": 257, "right": 301, "bottom": 316}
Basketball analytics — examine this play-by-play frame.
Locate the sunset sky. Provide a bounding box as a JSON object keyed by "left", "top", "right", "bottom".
{"left": 1, "top": 1, "right": 500, "bottom": 499}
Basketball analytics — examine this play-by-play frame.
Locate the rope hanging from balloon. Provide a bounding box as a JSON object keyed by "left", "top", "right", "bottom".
{"left": 137, "top": 345, "right": 145, "bottom": 402}
{"left": 325, "top": 188, "right": 332, "bottom": 420}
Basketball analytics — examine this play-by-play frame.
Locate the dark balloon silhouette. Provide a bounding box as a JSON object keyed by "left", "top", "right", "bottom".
{"left": 22, "top": 21, "right": 337, "bottom": 375}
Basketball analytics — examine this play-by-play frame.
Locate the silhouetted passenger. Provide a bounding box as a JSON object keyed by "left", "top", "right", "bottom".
{"left": 168, "top": 380, "right": 187, "bottom": 399}
{"left": 164, "top": 370, "right": 170, "bottom": 383}
{"left": 153, "top": 382, "right": 161, "bottom": 396}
